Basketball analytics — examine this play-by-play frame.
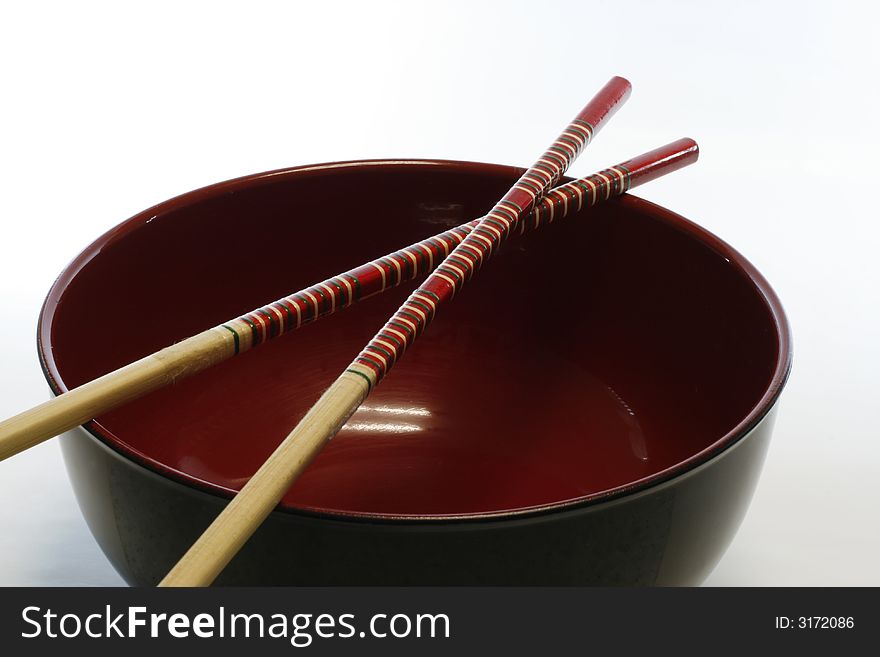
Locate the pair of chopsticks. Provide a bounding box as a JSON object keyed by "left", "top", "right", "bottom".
{"left": 0, "top": 76, "right": 699, "bottom": 586}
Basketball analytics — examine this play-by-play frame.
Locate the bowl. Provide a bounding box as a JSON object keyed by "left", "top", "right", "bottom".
{"left": 39, "top": 159, "right": 791, "bottom": 585}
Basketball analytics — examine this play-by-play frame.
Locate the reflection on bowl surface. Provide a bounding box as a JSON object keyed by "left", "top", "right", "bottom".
{"left": 41, "top": 160, "right": 790, "bottom": 584}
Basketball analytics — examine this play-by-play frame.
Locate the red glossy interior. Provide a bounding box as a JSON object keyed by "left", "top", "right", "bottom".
{"left": 42, "top": 161, "right": 782, "bottom": 517}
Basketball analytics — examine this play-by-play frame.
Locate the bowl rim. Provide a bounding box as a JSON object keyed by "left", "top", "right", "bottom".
{"left": 38, "top": 158, "right": 793, "bottom": 523}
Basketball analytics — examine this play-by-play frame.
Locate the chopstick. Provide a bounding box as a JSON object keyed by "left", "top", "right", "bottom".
{"left": 0, "top": 77, "right": 632, "bottom": 463}
{"left": 159, "top": 146, "right": 697, "bottom": 584}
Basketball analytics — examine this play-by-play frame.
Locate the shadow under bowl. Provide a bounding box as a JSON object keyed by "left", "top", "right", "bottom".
{"left": 39, "top": 159, "right": 791, "bottom": 585}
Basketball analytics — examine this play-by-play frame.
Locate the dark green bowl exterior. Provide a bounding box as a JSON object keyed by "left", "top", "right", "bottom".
{"left": 59, "top": 405, "right": 777, "bottom": 586}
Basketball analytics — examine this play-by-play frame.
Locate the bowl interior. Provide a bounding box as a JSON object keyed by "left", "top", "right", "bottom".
{"left": 42, "top": 160, "right": 783, "bottom": 518}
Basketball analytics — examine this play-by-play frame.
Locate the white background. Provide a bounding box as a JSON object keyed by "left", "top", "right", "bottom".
{"left": 0, "top": 1, "right": 877, "bottom": 586}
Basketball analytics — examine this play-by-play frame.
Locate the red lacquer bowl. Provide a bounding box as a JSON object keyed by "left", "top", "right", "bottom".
{"left": 40, "top": 160, "right": 791, "bottom": 585}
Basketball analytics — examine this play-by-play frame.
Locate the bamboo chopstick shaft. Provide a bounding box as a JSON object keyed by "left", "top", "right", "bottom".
{"left": 0, "top": 330, "right": 233, "bottom": 460}
{"left": 159, "top": 374, "right": 368, "bottom": 587}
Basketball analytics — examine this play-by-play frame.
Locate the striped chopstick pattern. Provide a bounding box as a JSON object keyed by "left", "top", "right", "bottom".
{"left": 216, "top": 165, "right": 629, "bottom": 357}
{"left": 217, "top": 224, "right": 470, "bottom": 356}
{"left": 345, "top": 119, "right": 612, "bottom": 390}
{"left": 524, "top": 165, "right": 629, "bottom": 232}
